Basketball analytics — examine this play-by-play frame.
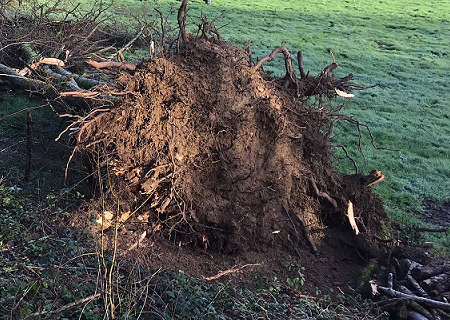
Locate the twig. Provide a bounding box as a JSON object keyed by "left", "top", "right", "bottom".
{"left": 203, "top": 263, "right": 262, "bottom": 281}
{"left": 125, "top": 231, "right": 147, "bottom": 253}
{"left": 27, "top": 293, "right": 101, "bottom": 317}
{"left": 320, "top": 62, "right": 338, "bottom": 77}
{"left": 113, "top": 26, "right": 144, "bottom": 58}
{"left": 327, "top": 114, "right": 398, "bottom": 152}
{"left": 366, "top": 170, "right": 385, "bottom": 188}
{"left": 155, "top": 8, "right": 167, "bottom": 54}
{"left": 243, "top": 38, "right": 252, "bottom": 51}
{"left": 59, "top": 91, "right": 99, "bottom": 98}
{"left": 0, "top": 104, "right": 48, "bottom": 121}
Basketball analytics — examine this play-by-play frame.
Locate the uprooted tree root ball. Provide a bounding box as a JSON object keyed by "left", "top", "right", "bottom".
{"left": 73, "top": 37, "right": 390, "bottom": 260}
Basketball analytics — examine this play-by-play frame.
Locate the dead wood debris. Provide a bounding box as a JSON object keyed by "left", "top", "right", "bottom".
{"left": 372, "top": 258, "right": 450, "bottom": 318}
{"left": 28, "top": 293, "right": 101, "bottom": 317}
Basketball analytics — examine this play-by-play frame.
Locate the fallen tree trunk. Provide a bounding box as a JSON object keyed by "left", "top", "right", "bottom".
{"left": 411, "top": 265, "right": 450, "bottom": 281}
{"left": 0, "top": 62, "right": 58, "bottom": 98}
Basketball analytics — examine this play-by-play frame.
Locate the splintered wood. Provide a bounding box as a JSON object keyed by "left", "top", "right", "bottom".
{"left": 347, "top": 200, "right": 360, "bottom": 235}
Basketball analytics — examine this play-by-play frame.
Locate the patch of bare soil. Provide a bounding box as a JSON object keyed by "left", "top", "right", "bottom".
{"left": 414, "top": 200, "right": 450, "bottom": 226}
{"left": 72, "top": 37, "right": 392, "bottom": 295}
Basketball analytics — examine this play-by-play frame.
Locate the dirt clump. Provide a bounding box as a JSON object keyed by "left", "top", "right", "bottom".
{"left": 73, "top": 37, "right": 391, "bottom": 290}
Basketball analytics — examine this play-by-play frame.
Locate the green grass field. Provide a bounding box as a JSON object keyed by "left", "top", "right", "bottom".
{"left": 129, "top": 0, "right": 450, "bottom": 246}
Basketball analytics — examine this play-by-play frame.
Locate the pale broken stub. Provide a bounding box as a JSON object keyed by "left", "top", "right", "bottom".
{"left": 335, "top": 88, "right": 355, "bottom": 98}
{"left": 347, "top": 200, "right": 360, "bottom": 235}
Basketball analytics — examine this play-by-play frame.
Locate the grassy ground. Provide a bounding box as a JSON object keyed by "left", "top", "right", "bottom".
{"left": 112, "top": 0, "right": 450, "bottom": 250}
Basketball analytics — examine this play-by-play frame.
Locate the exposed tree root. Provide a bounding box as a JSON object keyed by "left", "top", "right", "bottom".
{"left": 309, "top": 178, "right": 338, "bottom": 210}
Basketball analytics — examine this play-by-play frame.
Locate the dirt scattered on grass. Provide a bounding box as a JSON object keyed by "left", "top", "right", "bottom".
{"left": 414, "top": 199, "right": 450, "bottom": 226}
{"left": 72, "top": 37, "right": 392, "bottom": 294}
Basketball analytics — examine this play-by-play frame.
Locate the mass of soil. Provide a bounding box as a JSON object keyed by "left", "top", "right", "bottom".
{"left": 73, "top": 35, "right": 392, "bottom": 293}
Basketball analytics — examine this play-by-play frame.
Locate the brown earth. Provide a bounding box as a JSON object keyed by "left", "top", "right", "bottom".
{"left": 73, "top": 37, "right": 392, "bottom": 294}
{"left": 414, "top": 200, "right": 450, "bottom": 227}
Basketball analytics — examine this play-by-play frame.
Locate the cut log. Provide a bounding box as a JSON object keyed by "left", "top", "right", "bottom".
{"left": 409, "top": 301, "right": 434, "bottom": 320}
{"left": 411, "top": 265, "right": 450, "bottom": 281}
{"left": 420, "top": 272, "right": 450, "bottom": 293}
{"left": 407, "top": 310, "right": 431, "bottom": 320}
{"left": 407, "top": 274, "right": 429, "bottom": 297}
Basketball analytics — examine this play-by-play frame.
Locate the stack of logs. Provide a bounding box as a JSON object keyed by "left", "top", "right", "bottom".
{"left": 373, "top": 258, "right": 450, "bottom": 319}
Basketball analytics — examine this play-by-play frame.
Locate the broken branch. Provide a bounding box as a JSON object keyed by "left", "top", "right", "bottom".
{"left": 203, "top": 263, "right": 262, "bottom": 281}
{"left": 28, "top": 293, "right": 101, "bottom": 317}
{"left": 86, "top": 60, "right": 136, "bottom": 71}
{"left": 59, "top": 91, "right": 99, "bottom": 98}
{"left": 376, "top": 285, "right": 450, "bottom": 311}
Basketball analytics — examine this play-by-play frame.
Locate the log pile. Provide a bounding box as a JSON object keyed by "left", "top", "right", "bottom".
{"left": 373, "top": 258, "right": 450, "bottom": 319}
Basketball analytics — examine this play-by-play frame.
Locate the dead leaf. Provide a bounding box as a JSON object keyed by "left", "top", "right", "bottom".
{"left": 96, "top": 211, "right": 114, "bottom": 230}
{"left": 119, "top": 211, "right": 131, "bottom": 223}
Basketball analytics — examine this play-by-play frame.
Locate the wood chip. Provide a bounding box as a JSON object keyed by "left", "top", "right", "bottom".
{"left": 335, "top": 88, "right": 355, "bottom": 98}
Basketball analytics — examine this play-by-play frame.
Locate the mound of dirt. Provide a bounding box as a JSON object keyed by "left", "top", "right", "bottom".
{"left": 75, "top": 38, "right": 389, "bottom": 263}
